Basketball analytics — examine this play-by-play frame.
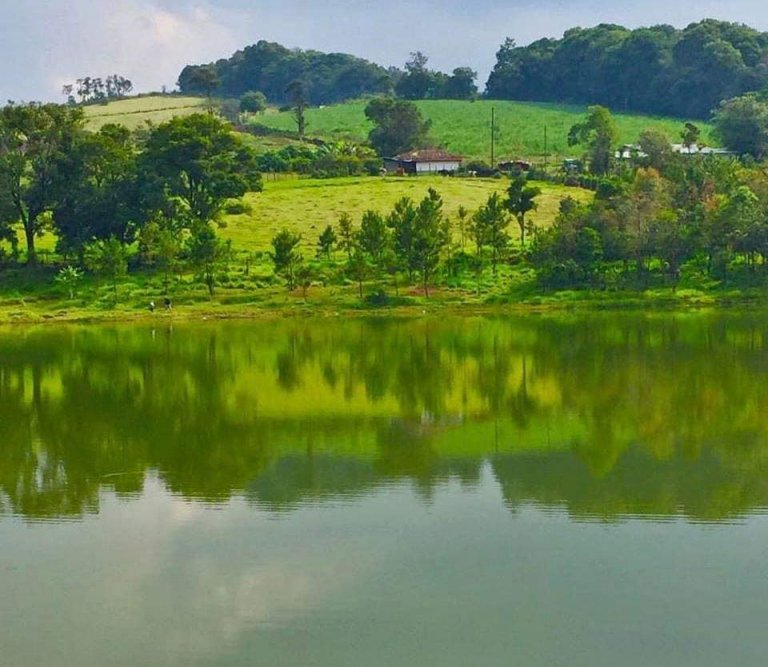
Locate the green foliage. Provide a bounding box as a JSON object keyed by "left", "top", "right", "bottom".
{"left": 568, "top": 106, "right": 618, "bottom": 176}
{"left": 240, "top": 91, "right": 267, "bottom": 114}
{"left": 357, "top": 210, "right": 389, "bottom": 270}
{"left": 186, "top": 225, "right": 232, "bottom": 296}
{"left": 52, "top": 123, "right": 142, "bottom": 256}
{"left": 486, "top": 20, "right": 768, "bottom": 118}
{"left": 84, "top": 237, "right": 128, "bottom": 301}
{"left": 142, "top": 113, "right": 263, "bottom": 226}
{"left": 712, "top": 94, "right": 768, "bottom": 158}
{"left": 337, "top": 213, "right": 356, "bottom": 261}
{"left": 178, "top": 40, "right": 392, "bottom": 105}
{"left": 270, "top": 230, "right": 303, "bottom": 289}
{"left": 365, "top": 98, "right": 432, "bottom": 157}
{"left": 0, "top": 103, "right": 85, "bottom": 263}
{"left": 54, "top": 266, "right": 83, "bottom": 299}
{"left": 138, "top": 220, "right": 181, "bottom": 293}
{"left": 471, "top": 193, "right": 510, "bottom": 274}
{"left": 506, "top": 174, "right": 541, "bottom": 246}
{"left": 317, "top": 225, "right": 337, "bottom": 259}
{"left": 255, "top": 99, "right": 710, "bottom": 163}
{"left": 412, "top": 189, "right": 450, "bottom": 296}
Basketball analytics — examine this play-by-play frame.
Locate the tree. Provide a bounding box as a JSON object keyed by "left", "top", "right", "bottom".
{"left": 442, "top": 67, "right": 478, "bottom": 100}
{"left": 188, "top": 66, "right": 220, "bottom": 111}
{"left": 186, "top": 224, "right": 231, "bottom": 297}
{"left": 337, "top": 213, "right": 355, "bottom": 260}
{"left": 638, "top": 129, "right": 673, "bottom": 171}
{"left": 506, "top": 174, "right": 541, "bottom": 246}
{"left": 412, "top": 189, "right": 450, "bottom": 296}
{"left": 712, "top": 94, "right": 768, "bottom": 158}
{"left": 387, "top": 197, "right": 418, "bottom": 280}
{"left": 270, "top": 230, "right": 303, "bottom": 289}
{"left": 51, "top": 123, "right": 142, "bottom": 258}
{"left": 681, "top": 122, "right": 701, "bottom": 151}
{"left": 365, "top": 97, "right": 431, "bottom": 157}
{"left": 395, "top": 52, "right": 436, "bottom": 100}
{"left": 317, "top": 224, "right": 337, "bottom": 260}
{"left": 568, "top": 105, "right": 618, "bottom": 175}
{"left": 357, "top": 210, "right": 389, "bottom": 272}
{"left": 240, "top": 91, "right": 267, "bottom": 114}
{"left": 472, "top": 193, "right": 511, "bottom": 274}
{"left": 142, "top": 114, "right": 262, "bottom": 228}
{"left": 285, "top": 80, "right": 309, "bottom": 138}
{"left": 0, "top": 103, "right": 84, "bottom": 264}
{"left": 139, "top": 220, "right": 181, "bottom": 294}
{"left": 55, "top": 266, "right": 83, "bottom": 300}
{"left": 347, "top": 245, "right": 369, "bottom": 299}
{"left": 457, "top": 205, "right": 470, "bottom": 251}
{"left": 84, "top": 237, "right": 127, "bottom": 302}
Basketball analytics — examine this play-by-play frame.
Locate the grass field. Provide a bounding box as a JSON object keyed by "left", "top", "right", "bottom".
{"left": 255, "top": 99, "right": 716, "bottom": 161}
{"left": 83, "top": 95, "right": 210, "bottom": 130}
{"left": 222, "top": 175, "right": 593, "bottom": 254}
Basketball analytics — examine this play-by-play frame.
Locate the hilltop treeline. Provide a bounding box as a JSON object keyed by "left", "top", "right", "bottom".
{"left": 486, "top": 20, "right": 768, "bottom": 119}
{"left": 178, "top": 41, "right": 392, "bottom": 105}
{"left": 179, "top": 19, "right": 768, "bottom": 117}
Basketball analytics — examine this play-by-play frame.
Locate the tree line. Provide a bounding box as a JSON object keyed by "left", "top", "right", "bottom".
{"left": 177, "top": 42, "right": 479, "bottom": 108}
{"left": 486, "top": 19, "right": 768, "bottom": 119}
{"left": 268, "top": 177, "right": 541, "bottom": 299}
{"left": 62, "top": 75, "right": 134, "bottom": 105}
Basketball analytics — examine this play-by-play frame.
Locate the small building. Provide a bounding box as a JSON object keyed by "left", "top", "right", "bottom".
{"left": 384, "top": 149, "right": 463, "bottom": 175}
{"left": 498, "top": 159, "right": 532, "bottom": 172}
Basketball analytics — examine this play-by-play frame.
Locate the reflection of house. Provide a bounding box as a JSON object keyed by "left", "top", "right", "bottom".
{"left": 384, "top": 149, "right": 463, "bottom": 175}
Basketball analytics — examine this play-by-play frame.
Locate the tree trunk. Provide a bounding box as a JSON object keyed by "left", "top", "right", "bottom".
{"left": 24, "top": 224, "right": 37, "bottom": 266}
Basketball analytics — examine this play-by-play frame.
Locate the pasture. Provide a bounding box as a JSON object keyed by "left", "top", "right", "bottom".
{"left": 222, "top": 175, "right": 593, "bottom": 254}
{"left": 255, "top": 99, "right": 716, "bottom": 161}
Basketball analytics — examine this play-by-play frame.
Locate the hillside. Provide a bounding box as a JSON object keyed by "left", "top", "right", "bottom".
{"left": 253, "top": 99, "right": 716, "bottom": 162}
{"left": 224, "top": 176, "right": 592, "bottom": 254}
{"left": 83, "top": 95, "right": 209, "bottom": 130}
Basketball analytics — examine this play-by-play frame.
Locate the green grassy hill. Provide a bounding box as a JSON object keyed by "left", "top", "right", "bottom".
{"left": 223, "top": 176, "right": 592, "bottom": 254}
{"left": 83, "top": 95, "right": 209, "bottom": 130}
{"left": 255, "top": 99, "right": 716, "bottom": 161}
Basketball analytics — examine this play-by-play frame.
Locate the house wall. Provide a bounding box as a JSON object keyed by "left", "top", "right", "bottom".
{"left": 415, "top": 161, "right": 462, "bottom": 173}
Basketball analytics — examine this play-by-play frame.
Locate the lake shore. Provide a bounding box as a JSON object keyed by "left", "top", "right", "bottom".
{"left": 3, "top": 286, "right": 768, "bottom": 326}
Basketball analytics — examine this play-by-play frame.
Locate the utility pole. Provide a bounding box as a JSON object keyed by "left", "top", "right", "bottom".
{"left": 490, "top": 106, "right": 496, "bottom": 169}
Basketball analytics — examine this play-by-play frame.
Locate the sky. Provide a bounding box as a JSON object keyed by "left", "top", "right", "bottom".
{"left": 4, "top": 0, "right": 768, "bottom": 102}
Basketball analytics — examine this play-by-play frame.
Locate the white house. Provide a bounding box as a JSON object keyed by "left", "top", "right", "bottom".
{"left": 384, "top": 149, "right": 463, "bottom": 175}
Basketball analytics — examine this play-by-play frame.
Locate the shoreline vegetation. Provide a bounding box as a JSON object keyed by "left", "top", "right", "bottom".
{"left": 6, "top": 87, "right": 768, "bottom": 325}
{"left": 4, "top": 282, "right": 768, "bottom": 326}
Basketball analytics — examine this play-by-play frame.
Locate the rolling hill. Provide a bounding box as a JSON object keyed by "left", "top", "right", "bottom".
{"left": 254, "top": 99, "right": 716, "bottom": 162}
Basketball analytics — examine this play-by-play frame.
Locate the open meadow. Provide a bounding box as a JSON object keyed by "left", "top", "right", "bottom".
{"left": 83, "top": 95, "right": 210, "bottom": 130}
{"left": 255, "top": 99, "right": 716, "bottom": 161}
{"left": 222, "top": 175, "right": 592, "bottom": 254}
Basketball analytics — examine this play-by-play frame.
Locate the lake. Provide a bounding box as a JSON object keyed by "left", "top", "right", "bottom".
{"left": 2, "top": 314, "right": 768, "bottom": 667}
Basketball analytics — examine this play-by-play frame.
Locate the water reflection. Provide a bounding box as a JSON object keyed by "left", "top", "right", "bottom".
{"left": 2, "top": 314, "right": 768, "bottom": 523}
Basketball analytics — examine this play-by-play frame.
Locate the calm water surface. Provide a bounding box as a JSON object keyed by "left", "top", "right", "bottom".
{"left": 2, "top": 314, "right": 768, "bottom": 667}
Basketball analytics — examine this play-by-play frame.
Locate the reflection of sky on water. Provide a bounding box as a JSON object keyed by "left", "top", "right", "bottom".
{"left": 3, "top": 469, "right": 768, "bottom": 667}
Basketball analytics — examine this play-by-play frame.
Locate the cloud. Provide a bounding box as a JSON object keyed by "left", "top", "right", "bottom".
{"left": 0, "top": 1, "right": 243, "bottom": 102}
{"left": 5, "top": 0, "right": 768, "bottom": 101}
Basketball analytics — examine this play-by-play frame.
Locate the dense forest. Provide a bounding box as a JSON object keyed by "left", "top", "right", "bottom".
{"left": 178, "top": 41, "right": 393, "bottom": 105}
{"left": 486, "top": 19, "right": 768, "bottom": 118}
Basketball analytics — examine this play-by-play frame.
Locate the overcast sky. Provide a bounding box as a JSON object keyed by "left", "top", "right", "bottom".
{"left": 5, "top": 0, "right": 768, "bottom": 102}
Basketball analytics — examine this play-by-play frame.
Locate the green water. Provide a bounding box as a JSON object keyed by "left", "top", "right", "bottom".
{"left": 2, "top": 315, "right": 768, "bottom": 666}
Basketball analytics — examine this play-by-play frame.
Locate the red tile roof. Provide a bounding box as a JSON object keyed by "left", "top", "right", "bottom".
{"left": 392, "top": 149, "right": 463, "bottom": 163}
